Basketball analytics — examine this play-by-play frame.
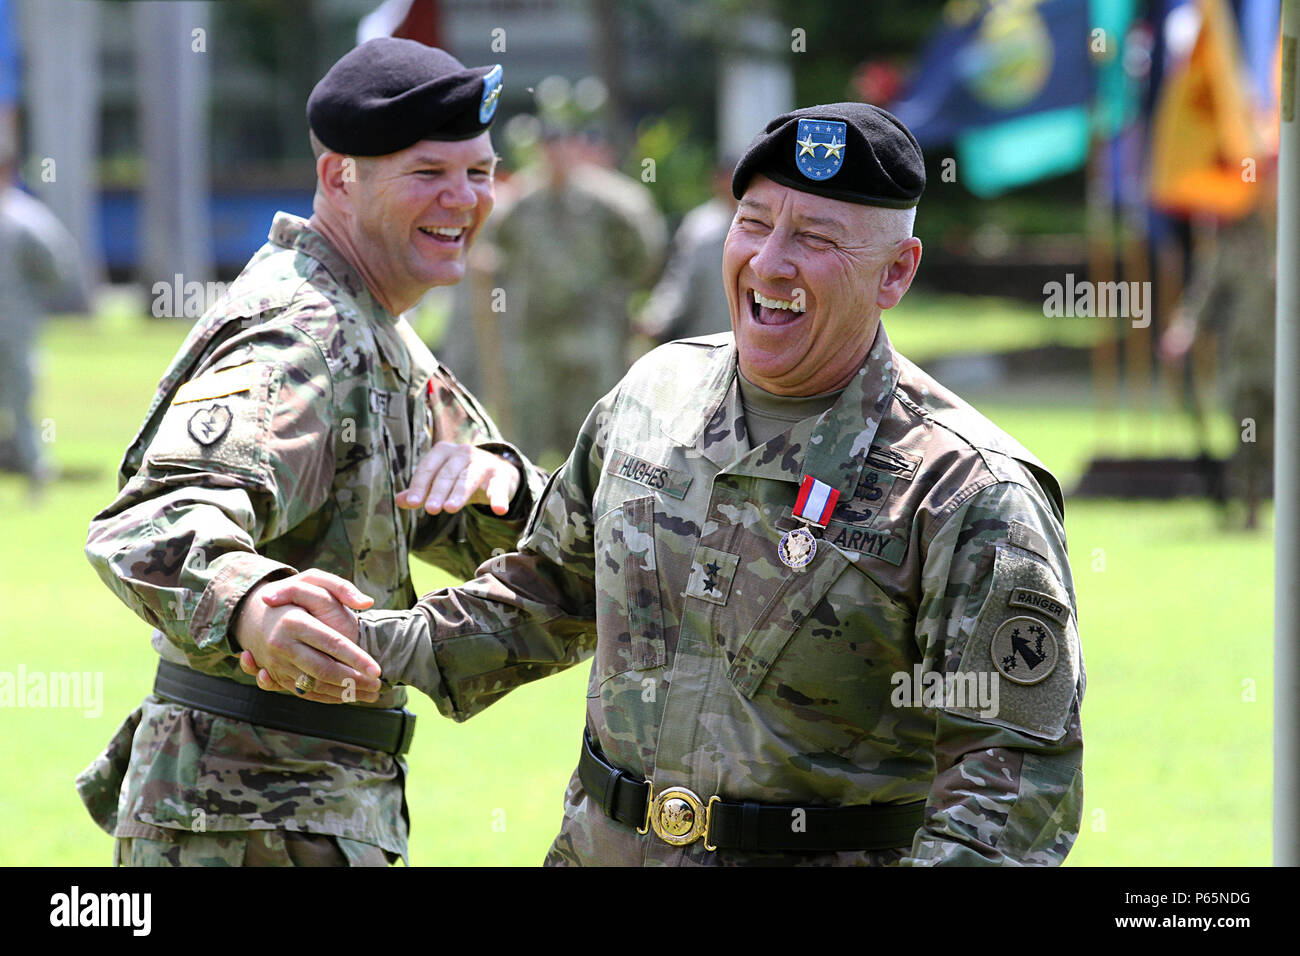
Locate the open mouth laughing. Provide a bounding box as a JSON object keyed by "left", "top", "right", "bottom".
{"left": 417, "top": 225, "right": 467, "bottom": 243}
{"left": 749, "top": 289, "right": 807, "bottom": 326}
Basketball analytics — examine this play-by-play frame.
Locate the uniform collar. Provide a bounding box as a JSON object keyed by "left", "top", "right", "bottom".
{"left": 666, "top": 323, "right": 901, "bottom": 502}
{"left": 268, "top": 212, "right": 412, "bottom": 382}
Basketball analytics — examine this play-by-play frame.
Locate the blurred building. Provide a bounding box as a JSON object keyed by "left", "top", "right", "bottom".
{"left": 11, "top": 0, "right": 792, "bottom": 286}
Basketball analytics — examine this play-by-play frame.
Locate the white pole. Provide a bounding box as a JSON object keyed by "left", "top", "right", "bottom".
{"left": 1274, "top": 0, "right": 1299, "bottom": 868}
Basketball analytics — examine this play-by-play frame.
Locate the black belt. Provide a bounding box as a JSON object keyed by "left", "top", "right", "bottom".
{"left": 580, "top": 729, "right": 925, "bottom": 853}
{"left": 153, "top": 660, "right": 416, "bottom": 756}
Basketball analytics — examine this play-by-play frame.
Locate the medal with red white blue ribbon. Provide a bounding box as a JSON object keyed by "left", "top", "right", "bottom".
{"left": 778, "top": 475, "right": 840, "bottom": 570}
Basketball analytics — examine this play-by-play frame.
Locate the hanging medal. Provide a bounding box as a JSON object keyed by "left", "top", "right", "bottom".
{"left": 778, "top": 474, "right": 840, "bottom": 570}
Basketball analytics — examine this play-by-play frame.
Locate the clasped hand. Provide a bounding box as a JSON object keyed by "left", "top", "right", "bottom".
{"left": 235, "top": 442, "right": 518, "bottom": 700}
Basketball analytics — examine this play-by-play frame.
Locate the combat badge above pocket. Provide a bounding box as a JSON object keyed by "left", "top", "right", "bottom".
{"left": 146, "top": 362, "right": 283, "bottom": 482}
{"left": 951, "top": 544, "right": 1080, "bottom": 740}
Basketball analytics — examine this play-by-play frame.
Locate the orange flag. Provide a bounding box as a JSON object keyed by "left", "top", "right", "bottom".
{"left": 1149, "top": 0, "right": 1263, "bottom": 220}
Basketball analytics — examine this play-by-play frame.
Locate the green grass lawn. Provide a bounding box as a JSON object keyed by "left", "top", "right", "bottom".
{"left": 0, "top": 305, "right": 1272, "bottom": 866}
{"left": 888, "top": 291, "right": 1107, "bottom": 362}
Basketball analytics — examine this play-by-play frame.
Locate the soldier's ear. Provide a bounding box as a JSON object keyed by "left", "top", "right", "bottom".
{"left": 316, "top": 151, "right": 360, "bottom": 212}
{"left": 877, "top": 238, "right": 921, "bottom": 311}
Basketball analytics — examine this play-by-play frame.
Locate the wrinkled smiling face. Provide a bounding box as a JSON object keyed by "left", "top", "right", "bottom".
{"left": 723, "top": 174, "right": 917, "bottom": 396}
{"left": 350, "top": 132, "right": 497, "bottom": 299}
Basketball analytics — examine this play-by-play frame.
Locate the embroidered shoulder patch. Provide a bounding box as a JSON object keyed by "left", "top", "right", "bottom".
{"left": 991, "top": 616, "right": 1059, "bottom": 685}
{"left": 187, "top": 404, "right": 233, "bottom": 446}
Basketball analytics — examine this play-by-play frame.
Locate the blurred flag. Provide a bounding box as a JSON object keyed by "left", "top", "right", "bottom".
{"left": 1148, "top": 0, "right": 1262, "bottom": 219}
{"left": 0, "top": 0, "right": 19, "bottom": 105}
{"left": 1093, "top": 0, "right": 1141, "bottom": 138}
{"left": 894, "top": 0, "right": 1095, "bottom": 145}
{"left": 892, "top": 0, "right": 1096, "bottom": 196}
{"left": 955, "top": 108, "right": 1093, "bottom": 196}
{"left": 1235, "top": 0, "right": 1281, "bottom": 110}
{"left": 358, "top": 0, "right": 444, "bottom": 46}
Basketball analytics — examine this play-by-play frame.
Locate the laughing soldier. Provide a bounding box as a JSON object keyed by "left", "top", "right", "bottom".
{"left": 257, "top": 103, "right": 1085, "bottom": 865}
{"left": 79, "top": 39, "right": 545, "bottom": 866}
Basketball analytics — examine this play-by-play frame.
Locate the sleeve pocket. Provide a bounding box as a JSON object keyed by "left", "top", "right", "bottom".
{"left": 145, "top": 363, "right": 283, "bottom": 485}
{"left": 950, "top": 544, "right": 1080, "bottom": 741}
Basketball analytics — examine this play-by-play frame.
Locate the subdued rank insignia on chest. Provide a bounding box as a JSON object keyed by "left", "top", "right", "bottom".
{"left": 368, "top": 388, "right": 391, "bottom": 415}
{"left": 187, "top": 403, "right": 232, "bottom": 446}
{"left": 990, "top": 616, "right": 1059, "bottom": 685}
{"left": 685, "top": 546, "right": 739, "bottom": 605}
{"left": 605, "top": 448, "right": 693, "bottom": 499}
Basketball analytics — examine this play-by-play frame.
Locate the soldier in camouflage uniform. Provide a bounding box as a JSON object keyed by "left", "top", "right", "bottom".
{"left": 635, "top": 159, "right": 737, "bottom": 345}
{"left": 0, "top": 136, "right": 92, "bottom": 491}
{"left": 487, "top": 132, "right": 665, "bottom": 462}
{"left": 1162, "top": 203, "right": 1276, "bottom": 529}
{"left": 78, "top": 40, "right": 544, "bottom": 866}
{"left": 264, "top": 104, "right": 1085, "bottom": 865}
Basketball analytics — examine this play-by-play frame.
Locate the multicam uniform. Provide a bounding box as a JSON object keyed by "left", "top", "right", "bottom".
{"left": 357, "top": 324, "right": 1086, "bottom": 865}
{"left": 637, "top": 195, "right": 735, "bottom": 344}
{"left": 1182, "top": 210, "right": 1276, "bottom": 516}
{"left": 489, "top": 165, "right": 666, "bottom": 461}
{"left": 78, "top": 213, "right": 544, "bottom": 864}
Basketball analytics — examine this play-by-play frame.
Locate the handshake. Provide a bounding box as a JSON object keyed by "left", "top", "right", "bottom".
{"left": 234, "top": 567, "right": 377, "bottom": 704}
{"left": 232, "top": 439, "right": 521, "bottom": 704}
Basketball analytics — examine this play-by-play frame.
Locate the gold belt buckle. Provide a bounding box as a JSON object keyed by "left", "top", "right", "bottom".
{"left": 644, "top": 784, "right": 720, "bottom": 851}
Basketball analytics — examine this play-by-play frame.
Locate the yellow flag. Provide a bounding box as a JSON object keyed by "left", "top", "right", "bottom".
{"left": 1149, "top": 0, "right": 1263, "bottom": 219}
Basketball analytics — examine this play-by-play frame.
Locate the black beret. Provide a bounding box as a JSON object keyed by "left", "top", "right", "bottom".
{"left": 307, "top": 38, "right": 503, "bottom": 156}
{"left": 732, "top": 103, "right": 924, "bottom": 208}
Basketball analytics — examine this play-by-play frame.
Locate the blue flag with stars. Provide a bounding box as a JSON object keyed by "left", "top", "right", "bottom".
{"left": 0, "top": 0, "right": 19, "bottom": 105}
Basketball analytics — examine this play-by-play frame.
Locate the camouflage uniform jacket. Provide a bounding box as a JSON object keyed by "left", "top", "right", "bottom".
{"left": 358, "top": 324, "right": 1085, "bottom": 865}
{"left": 78, "top": 213, "right": 546, "bottom": 860}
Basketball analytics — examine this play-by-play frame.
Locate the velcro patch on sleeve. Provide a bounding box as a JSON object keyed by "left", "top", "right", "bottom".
{"left": 950, "top": 544, "right": 1080, "bottom": 740}
{"left": 147, "top": 362, "right": 283, "bottom": 482}
{"left": 172, "top": 362, "right": 266, "bottom": 405}
{"left": 1007, "top": 520, "right": 1053, "bottom": 562}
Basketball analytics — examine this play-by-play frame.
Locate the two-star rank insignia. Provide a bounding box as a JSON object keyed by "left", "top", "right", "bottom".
{"left": 187, "top": 403, "right": 233, "bottom": 446}
{"left": 990, "top": 616, "right": 1059, "bottom": 685}
{"left": 794, "top": 118, "right": 847, "bottom": 181}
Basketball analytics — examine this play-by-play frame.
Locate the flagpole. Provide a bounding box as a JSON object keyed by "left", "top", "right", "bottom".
{"left": 1087, "top": 136, "right": 1120, "bottom": 455}
{"left": 1274, "top": 0, "right": 1299, "bottom": 869}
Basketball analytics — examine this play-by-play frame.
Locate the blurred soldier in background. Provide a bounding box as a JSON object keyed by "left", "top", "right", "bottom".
{"left": 635, "top": 157, "right": 737, "bottom": 345}
{"left": 0, "top": 109, "right": 92, "bottom": 497}
{"left": 488, "top": 125, "right": 665, "bottom": 463}
{"left": 1160, "top": 194, "right": 1276, "bottom": 530}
